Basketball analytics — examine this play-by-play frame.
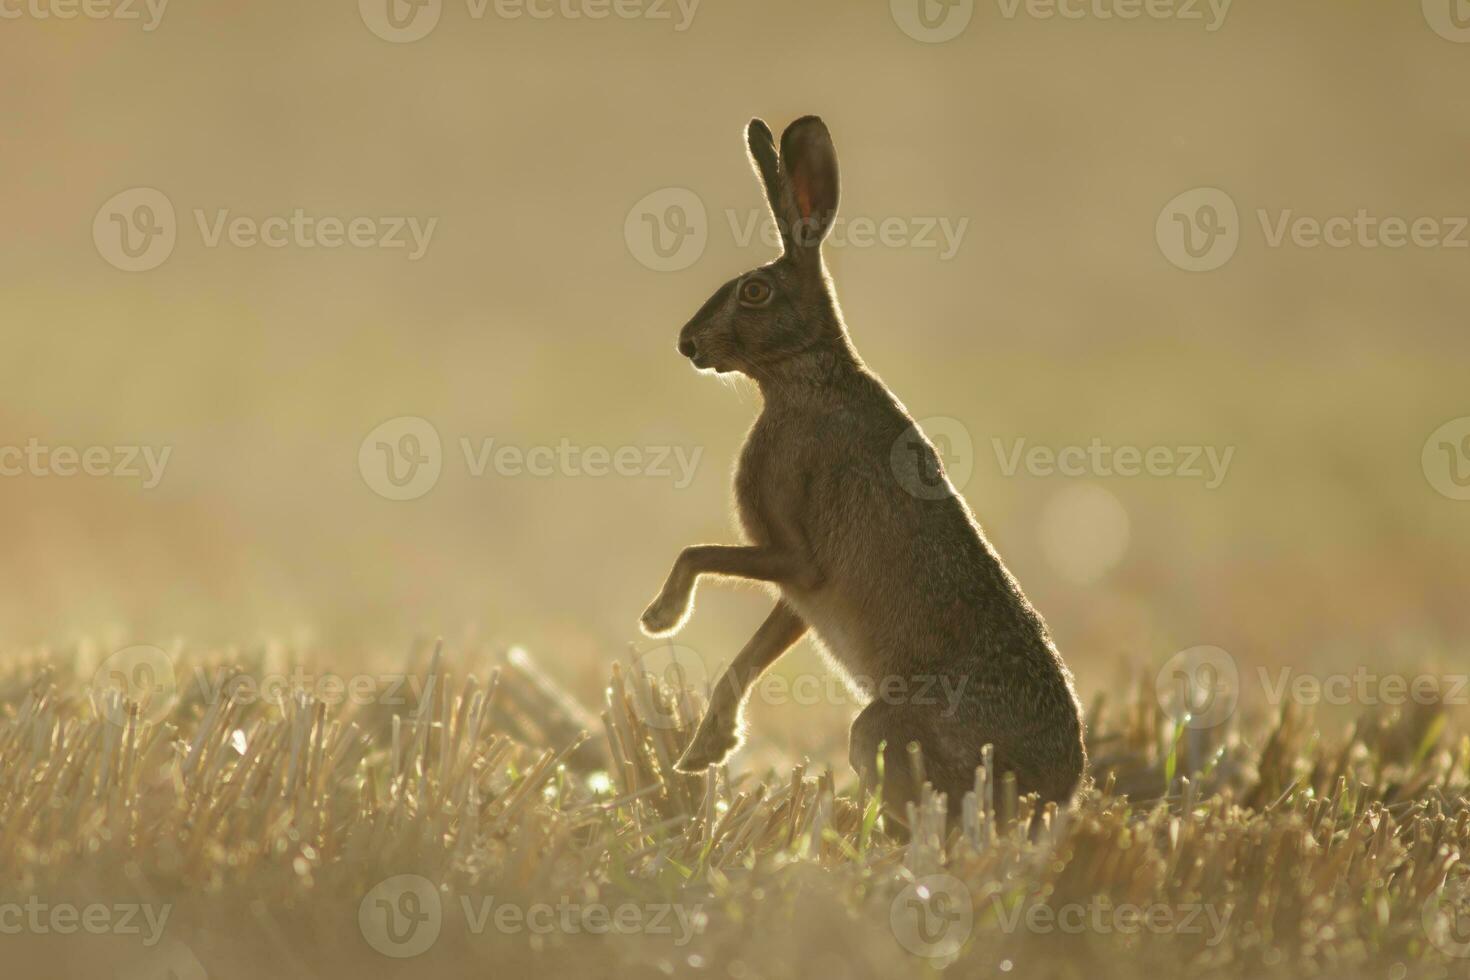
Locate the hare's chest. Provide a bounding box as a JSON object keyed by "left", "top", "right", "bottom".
{"left": 732, "top": 419, "right": 795, "bottom": 545}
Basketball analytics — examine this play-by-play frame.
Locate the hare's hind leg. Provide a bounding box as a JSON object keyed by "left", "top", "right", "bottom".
{"left": 849, "top": 700, "right": 980, "bottom": 827}
{"left": 675, "top": 602, "right": 807, "bottom": 773}
{"left": 851, "top": 699, "right": 1083, "bottom": 830}
{"left": 849, "top": 683, "right": 1085, "bottom": 829}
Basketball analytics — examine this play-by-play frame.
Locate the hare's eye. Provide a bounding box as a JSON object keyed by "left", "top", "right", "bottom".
{"left": 739, "top": 279, "right": 773, "bottom": 306}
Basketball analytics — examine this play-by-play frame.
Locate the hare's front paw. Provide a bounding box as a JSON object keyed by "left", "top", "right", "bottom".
{"left": 675, "top": 711, "right": 740, "bottom": 773}
{"left": 640, "top": 590, "right": 691, "bottom": 637}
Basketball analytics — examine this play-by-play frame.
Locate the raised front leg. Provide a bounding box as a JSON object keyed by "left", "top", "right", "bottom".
{"left": 639, "top": 544, "right": 821, "bottom": 637}
{"left": 675, "top": 601, "right": 808, "bottom": 772}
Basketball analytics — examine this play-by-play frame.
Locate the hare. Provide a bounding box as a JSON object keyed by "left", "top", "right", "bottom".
{"left": 639, "top": 115, "right": 1086, "bottom": 819}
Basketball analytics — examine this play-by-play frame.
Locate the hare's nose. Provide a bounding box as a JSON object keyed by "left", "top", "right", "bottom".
{"left": 678, "top": 337, "right": 697, "bottom": 358}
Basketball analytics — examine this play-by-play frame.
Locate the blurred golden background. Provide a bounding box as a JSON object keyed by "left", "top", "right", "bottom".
{"left": 2, "top": 0, "right": 1467, "bottom": 763}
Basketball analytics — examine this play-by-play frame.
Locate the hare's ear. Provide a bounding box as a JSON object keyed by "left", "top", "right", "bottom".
{"left": 778, "top": 116, "right": 839, "bottom": 255}
{"left": 746, "top": 117, "right": 783, "bottom": 225}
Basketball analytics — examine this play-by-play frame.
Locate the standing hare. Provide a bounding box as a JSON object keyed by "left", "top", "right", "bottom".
{"left": 640, "top": 115, "right": 1086, "bottom": 819}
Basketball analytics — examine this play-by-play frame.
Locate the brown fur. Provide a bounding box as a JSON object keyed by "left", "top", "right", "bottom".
{"left": 640, "top": 116, "right": 1086, "bottom": 821}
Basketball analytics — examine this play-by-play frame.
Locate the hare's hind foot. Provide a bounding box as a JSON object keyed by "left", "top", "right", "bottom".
{"left": 849, "top": 701, "right": 966, "bottom": 825}
{"left": 674, "top": 602, "right": 807, "bottom": 774}
{"left": 848, "top": 698, "right": 1083, "bottom": 826}
{"left": 674, "top": 709, "right": 741, "bottom": 773}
